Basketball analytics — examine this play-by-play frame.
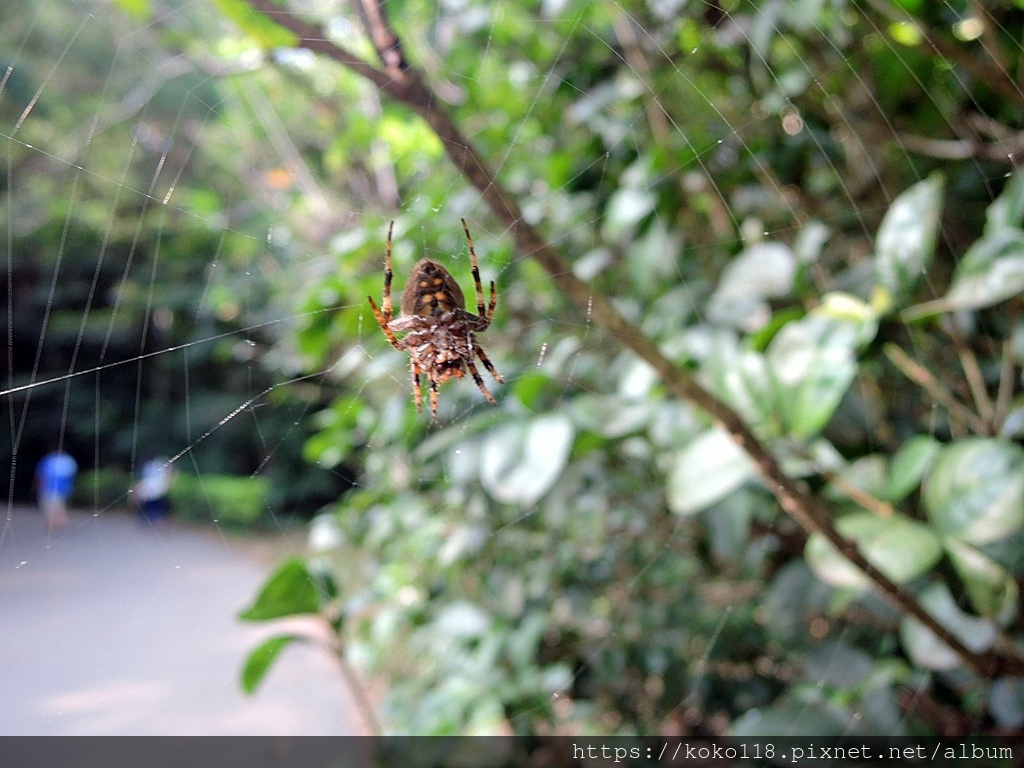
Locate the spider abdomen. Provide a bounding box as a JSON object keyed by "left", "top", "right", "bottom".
{"left": 401, "top": 259, "right": 466, "bottom": 317}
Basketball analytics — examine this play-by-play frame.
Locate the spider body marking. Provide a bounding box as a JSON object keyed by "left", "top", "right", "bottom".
{"left": 367, "top": 219, "right": 503, "bottom": 422}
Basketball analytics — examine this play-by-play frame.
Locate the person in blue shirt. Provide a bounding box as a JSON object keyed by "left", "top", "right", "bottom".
{"left": 34, "top": 448, "right": 78, "bottom": 532}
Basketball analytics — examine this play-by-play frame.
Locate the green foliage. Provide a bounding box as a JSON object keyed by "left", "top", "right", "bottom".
{"left": 240, "top": 633, "right": 306, "bottom": 694}
{"left": 73, "top": 468, "right": 133, "bottom": 509}
{"left": 214, "top": 0, "right": 1024, "bottom": 735}
{"left": 169, "top": 473, "right": 270, "bottom": 526}
{"left": 10, "top": 0, "right": 1024, "bottom": 739}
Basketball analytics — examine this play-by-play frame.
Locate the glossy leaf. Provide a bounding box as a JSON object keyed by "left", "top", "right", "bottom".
{"left": 701, "top": 337, "right": 778, "bottom": 436}
{"left": 240, "top": 634, "right": 304, "bottom": 694}
{"left": 941, "top": 228, "right": 1024, "bottom": 311}
{"left": 767, "top": 314, "right": 859, "bottom": 439}
{"left": 873, "top": 173, "right": 944, "bottom": 301}
{"left": 922, "top": 438, "right": 1024, "bottom": 545}
{"left": 899, "top": 583, "right": 996, "bottom": 670}
{"left": 238, "top": 557, "right": 321, "bottom": 622}
{"left": 707, "top": 242, "right": 796, "bottom": 329}
{"left": 805, "top": 512, "right": 942, "bottom": 590}
{"left": 666, "top": 428, "right": 756, "bottom": 516}
{"left": 480, "top": 414, "right": 574, "bottom": 507}
{"left": 945, "top": 539, "right": 1019, "bottom": 623}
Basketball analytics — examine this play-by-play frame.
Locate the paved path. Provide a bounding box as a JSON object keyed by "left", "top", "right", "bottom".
{"left": 0, "top": 507, "right": 367, "bottom": 735}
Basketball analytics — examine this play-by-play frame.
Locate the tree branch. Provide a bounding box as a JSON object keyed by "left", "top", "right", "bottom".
{"left": 243, "top": 0, "right": 1024, "bottom": 678}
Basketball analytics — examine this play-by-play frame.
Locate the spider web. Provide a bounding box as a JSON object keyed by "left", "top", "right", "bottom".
{"left": 1, "top": 0, "right": 1019, "bottom": 738}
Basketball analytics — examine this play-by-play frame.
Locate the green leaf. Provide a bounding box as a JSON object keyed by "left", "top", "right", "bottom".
{"left": 666, "top": 428, "right": 756, "bottom": 516}
{"left": 985, "top": 169, "right": 1024, "bottom": 235}
{"left": 240, "top": 634, "right": 304, "bottom": 694}
{"left": 238, "top": 557, "right": 321, "bottom": 622}
{"left": 701, "top": 336, "right": 778, "bottom": 436}
{"left": 824, "top": 455, "right": 888, "bottom": 502}
{"left": 602, "top": 187, "right": 655, "bottom": 238}
{"left": 873, "top": 173, "right": 944, "bottom": 301}
{"left": 941, "top": 228, "right": 1024, "bottom": 311}
{"left": 899, "top": 583, "right": 996, "bottom": 670}
{"left": 479, "top": 414, "right": 574, "bottom": 507}
{"left": 730, "top": 695, "right": 855, "bottom": 737}
{"left": 945, "top": 539, "right": 1019, "bottom": 623}
{"left": 112, "top": 0, "right": 151, "bottom": 18}
{"left": 707, "top": 242, "right": 796, "bottom": 328}
{"left": 767, "top": 314, "right": 860, "bottom": 439}
{"left": 885, "top": 435, "right": 940, "bottom": 502}
{"left": 922, "top": 438, "right": 1024, "bottom": 545}
{"left": 214, "top": 0, "right": 298, "bottom": 48}
{"left": 805, "top": 513, "right": 942, "bottom": 590}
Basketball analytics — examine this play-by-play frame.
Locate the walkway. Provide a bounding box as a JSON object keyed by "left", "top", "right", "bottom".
{"left": 0, "top": 507, "right": 366, "bottom": 735}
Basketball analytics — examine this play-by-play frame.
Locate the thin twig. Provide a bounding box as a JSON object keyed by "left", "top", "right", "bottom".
{"left": 821, "top": 469, "right": 895, "bottom": 518}
{"left": 993, "top": 335, "right": 1015, "bottom": 432}
{"left": 243, "top": 0, "right": 1024, "bottom": 679}
{"left": 942, "top": 320, "right": 995, "bottom": 425}
{"left": 884, "top": 343, "right": 991, "bottom": 435}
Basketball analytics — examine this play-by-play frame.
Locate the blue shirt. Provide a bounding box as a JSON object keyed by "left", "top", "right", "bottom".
{"left": 37, "top": 452, "right": 78, "bottom": 497}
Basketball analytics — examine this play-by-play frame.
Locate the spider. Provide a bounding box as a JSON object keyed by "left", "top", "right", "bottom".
{"left": 368, "top": 219, "right": 504, "bottom": 422}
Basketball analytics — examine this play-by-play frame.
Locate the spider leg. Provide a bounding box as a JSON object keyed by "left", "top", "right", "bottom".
{"left": 461, "top": 218, "right": 487, "bottom": 318}
{"left": 427, "top": 370, "right": 441, "bottom": 422}
{"left": 367, "top": 295, "right": 403, "bottom": 350}
{"left": 382, "top": 220, "right": 395, "bottom": 319}
{"left": 473, "top": 343, "right": 504, "bottom": 383}
{"left": 411, "top": 359, "right": 423, "bottom": 412}
{"left": 466, "top": 359, "right": 498, "bottom": 405}
{"left": 486, "top": 279, "right": 498, "bottom": 323}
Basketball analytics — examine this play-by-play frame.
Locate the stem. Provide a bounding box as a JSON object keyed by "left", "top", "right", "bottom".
{"left": 884, "top": 343, "right": 991, "bottom": 435}
{"left": 243, "top": 0, "right": 1024, "bottom": 679}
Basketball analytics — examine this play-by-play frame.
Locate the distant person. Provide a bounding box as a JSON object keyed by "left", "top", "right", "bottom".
{"left": 135, "top": 457, "right": 175, "bottom": 527}
{"left": 34, "top": 447, "right": 78, "bottom": 532}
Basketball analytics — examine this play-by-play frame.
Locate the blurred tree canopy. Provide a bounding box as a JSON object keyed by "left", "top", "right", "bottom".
{"left": 5, "top": 0, "right": 1024, "bottom": 736}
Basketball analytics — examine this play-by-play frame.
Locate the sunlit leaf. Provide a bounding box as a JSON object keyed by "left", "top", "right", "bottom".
{"left": 941, "top": 228, "right": 1024, "bottom": 311}
{"left": 240, "top": 634, "right": 304, "bottom": 694}
{"left": 214, "top": 0, "right": 298, "bottom": 48}
{"left": 707, "top": 242, "right": 796, "bottom": 329}
{"left": 701, "top": 336, "right": 778, "bottom": 436}
{"left": 238, "top": 557, "right": 321, "bottom": 621}
{"left": 480, "top": 414, "right": 574, "bottom": 507}
{"left": 112, "top": 0, "right": 151, "bottom": 19}
{"left": 666, "top": 428, "right": 756, "bottom": 517}
{"left": 805, "top": 512, "right": 942, "bottom": 590}
{"left": 922, "top": 438, "right": 1024, "bottom": 545}
{"left": 767, "top": 315, "right": 859, "bottom": 439}
{"left": 873, "top": 173, "right": 944, "bottom": 301}
{"left": 945, "top": 539, "right": 1019, "bottom": 623}
{"left": 602, "top": 187, "right": 656, "bottom": 238}
{"left": 793, "top": 220, "right": 830, "bottom": 265}
{"left": 900, "top": 583, "right": 996, "bottom": 670}
{"left": 432, "top": 602, "right": 492, "bottom": 639}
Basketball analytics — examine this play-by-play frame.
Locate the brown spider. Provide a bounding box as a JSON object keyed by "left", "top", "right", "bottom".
{"left": 367, "top": 219, "right": 504, "bottom": 422}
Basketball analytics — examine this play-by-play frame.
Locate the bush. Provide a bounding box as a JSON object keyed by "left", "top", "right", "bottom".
{"left": 73, "top": 468, "right": 133, "bottom": 511}
{"left": 169, "top": 472, "right": 270, "bottom": 527}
